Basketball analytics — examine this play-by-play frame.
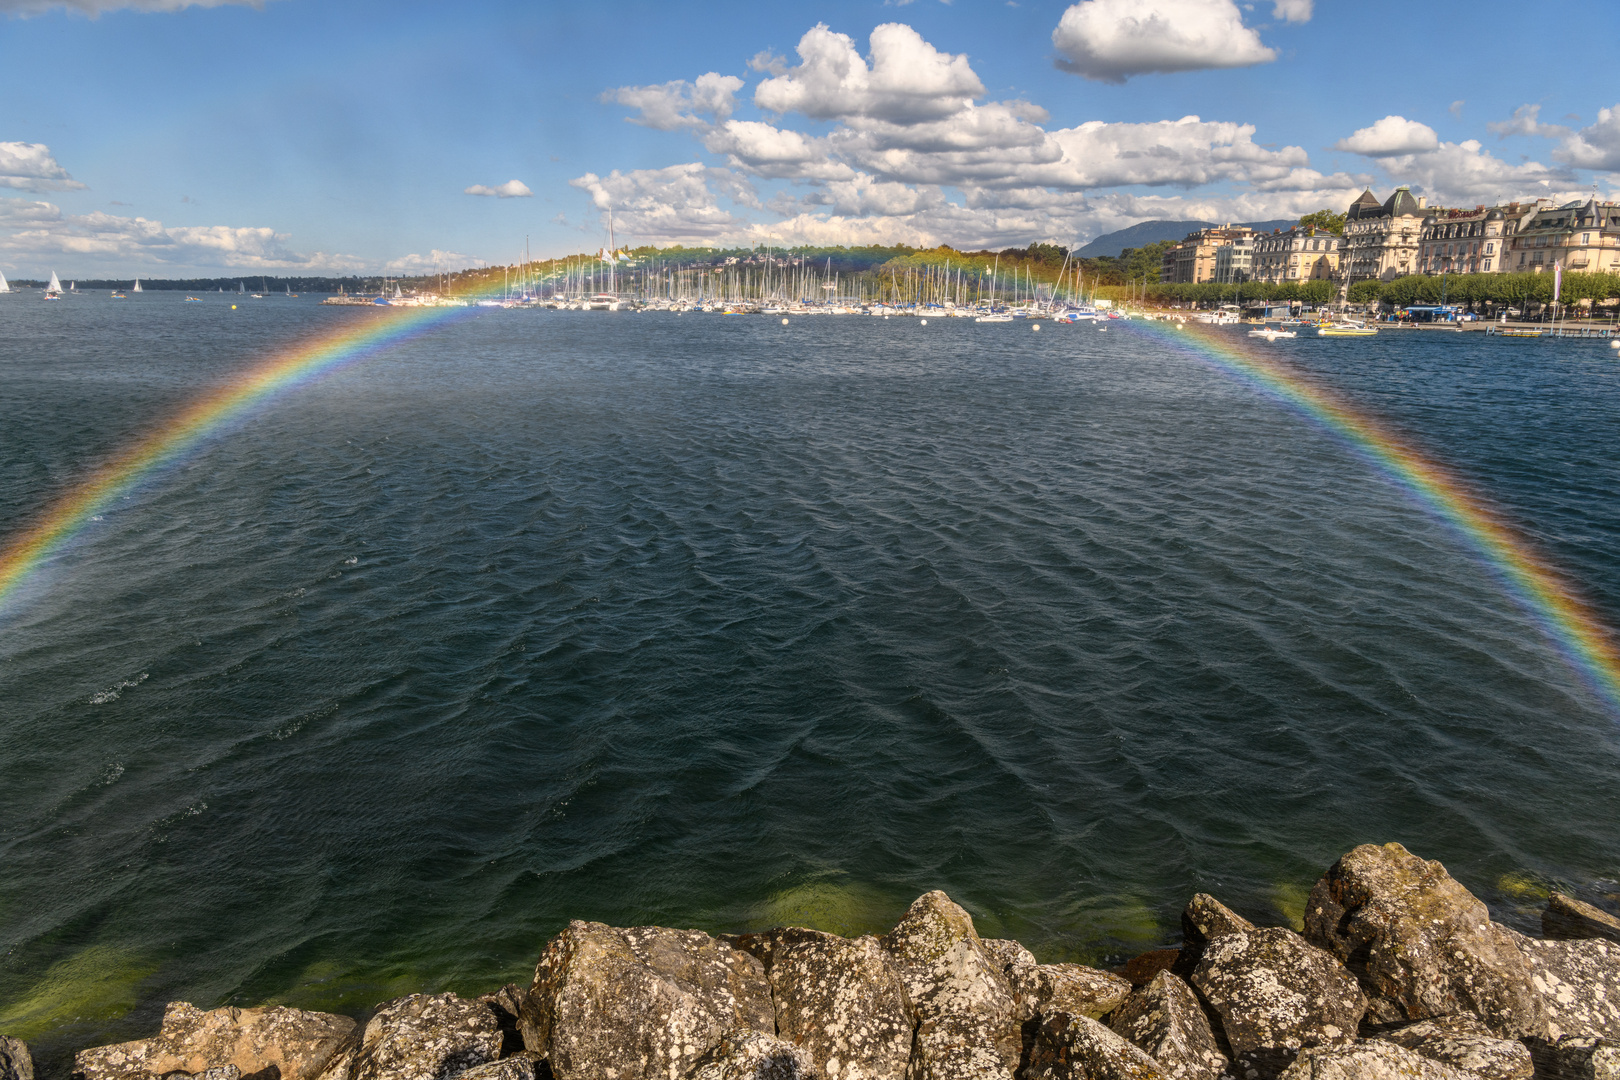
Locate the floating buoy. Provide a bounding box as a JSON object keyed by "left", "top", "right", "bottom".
{"left": 1032, "top": 323, "right": 1040, "bottom": 331}
{"left": 920, "top": 318, "right": 927, "bottom": 325}
{"left": 1611, "top": 339, "right": 1619, "bottom": 349}
{"left": 1099, "top": 327, "right": 1108, "bottom": 332}
{"left": 781, "top": 318, "right": 789, "bottom": 325}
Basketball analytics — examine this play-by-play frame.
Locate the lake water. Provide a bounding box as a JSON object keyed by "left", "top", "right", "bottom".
{"left": 3, "top": 294, "right": 1619, "bottom": 1072}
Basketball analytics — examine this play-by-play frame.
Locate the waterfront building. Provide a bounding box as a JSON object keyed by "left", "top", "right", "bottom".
{"left": 1161, "top": 225, "right": 1255, "bottom": 284}
{"left": 1498, "top": 197, "right": 1620, "bottom": 275}
{"left": 1418, "top": 203, "right": 1544, "bottom": 275}
{"left": 1251, "top": 227, "right": 1340, "bottom": 284}
{"left": 1213, "top": 236, "right": 1254, "bottom": 283}
{"left": 1341, "top": 187, "right": 1426, "bottom": 284}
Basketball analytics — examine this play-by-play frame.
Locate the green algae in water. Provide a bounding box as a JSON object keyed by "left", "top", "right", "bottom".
{"left": 1271, "top": 882, "right": 1311, "bottom": 931}
{"left": 1497, "top": 871, "right": 1551, "bottom": 903}
{"left": 0, "top": 946, "right": 157, "bottom": 1041}
{"left": 264, "top": 958, "right": 440, "bottom": 1017}
{"left": 746, "top": 878, "right": 906, "bottom": 940}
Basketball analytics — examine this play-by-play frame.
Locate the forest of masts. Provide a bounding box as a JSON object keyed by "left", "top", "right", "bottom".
{"left": 500, "top": 253, "right": 1109, "bottom": 308}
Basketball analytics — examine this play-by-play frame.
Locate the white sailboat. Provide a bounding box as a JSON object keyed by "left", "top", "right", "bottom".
{"left": 45, "top": 270, "right": 63, "bottom": 299}
{"left": 0, "top": 271, "right": 9, "bottom": 293}
{"left": 132, "top": 277, "right": 142, "bottom": 293}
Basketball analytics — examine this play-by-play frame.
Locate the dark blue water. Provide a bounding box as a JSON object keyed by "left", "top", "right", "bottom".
{"left": 3, "top": 295, "right": 1619, "bottom": 1069}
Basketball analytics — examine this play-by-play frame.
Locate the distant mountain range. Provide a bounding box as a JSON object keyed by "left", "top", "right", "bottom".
{"left": 1076, "top": 219, "right": 1299, "bottom": 259}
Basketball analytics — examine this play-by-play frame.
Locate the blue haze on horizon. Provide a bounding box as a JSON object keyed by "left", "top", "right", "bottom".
{"left": 0, "top": 0, "right": 1616, "bottom": 276}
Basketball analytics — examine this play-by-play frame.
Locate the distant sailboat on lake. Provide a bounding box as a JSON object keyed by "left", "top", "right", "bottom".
{"left": 0, "top": 271, "right": 10, "bottom": 293}
{"left": 132, "top": 277, "right": 142, "bottom": 293}
{"left": 45, "top": 271, "right": 63, "bottom": 299}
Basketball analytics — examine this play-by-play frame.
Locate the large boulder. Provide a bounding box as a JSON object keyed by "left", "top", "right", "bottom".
{"left": 1191, "top": 928, "right": 1364, "bottom": 1080}
{"left": 74, "top": 1002, "right": 355, "bottom": 1080}
{"left": 1110, "top": 971, "right": 1230, "bottom": 1080}
{"left": 1544, "top": 896, "right": 1620, "bottom": 947}
{"left": 314, "top": 993, "right": 502, "bottom": 1080}
{"left": 1175, "top": 896, "right": 1257, "bottom": 978}
{"left": 454, "top": 1055, "right": 544, "bottom": 1080}
{"left": 1, "top": 1038, "right": 32, "bottom": 1080}
{"left": 517, "top": 921, "right": 774, "bottom": 1080}
{"left": 1025, "top": 1013, "right": 1169, "bottom": 1080}
{"left": 1512, "top": 935, "right": 1620, "bottom": 1041}
{"left": 731, "top": 927, "right": 910, "bottom": 1080}
{"left": 882, "top": 891, "right": 1020, "bottom": 1080}
{"left": 1529, "top": 1036, "right": 1620, "bottom": 1080}
{"left": 686, "top": 1030, "right": 819, "bottom": 1080}
{"left": 982, "top": 940, "right": 1042, "bottom": 1023}
{"left": 1277, "top": 1041, "right": 1470, "bottom": 1080}
{"left": 980, "top": 939, "right": 1130, "bottom": 1022}
{"left": 1373, "top": 1015, "right": 1533, "bottom": 1080}
{"left": 1303, "top": 843, "right": 1547, "bottom": 1038}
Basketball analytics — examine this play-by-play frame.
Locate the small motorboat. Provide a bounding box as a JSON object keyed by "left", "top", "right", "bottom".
{"left": 1249, "top": 327, "right": 1296, "bottom": 340}
{"left": 1318, "top": 322, "right": 1378, "bottom": 337}
{"left": 183, "top": 295, "right": 203, "bottom": 302}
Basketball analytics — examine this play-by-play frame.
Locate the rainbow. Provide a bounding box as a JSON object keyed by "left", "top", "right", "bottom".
{"left": 2, "top": 303, "right": 1617, "bottom": 716}
{"left": 1131, "top": 319, "right": 1620, "bottom": 714}
{"left": 0, "top": 298, "right": 472, "bottom": 613}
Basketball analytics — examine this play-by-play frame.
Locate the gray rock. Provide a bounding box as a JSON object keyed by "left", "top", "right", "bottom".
{"left": 1513, "top": 935, "right": 1620, "bottom": 1041}
{"left": 1545, "top": 896, "right": 1620, "bottom": 947}
{"left": 454, "top": 1051, "right": 545, "bottom": 1080}
{"left": 731, "top": 927, "right": 910, "bottom": 1080}
{"left": 982, "top": 939, "right": 1043, "bottom": 1023}
{"left": 1185, "top": 896, "right": 1257, "bottom": 951}
{"left": 1277, "top": 1040, "right": 1469, "bottom": 1080}
{"left": 686, "top": 1030, "right": 819, "bottom": 1080}
{"left": 518, "top": 921, "right": 774, "bottom": 1080}
{"left": 1040, "top": 965, "right": 1133, "bottom": 1021}
{"left": 1, "top": 1038, "right": 33, "bottom": 1080}
{"left": 1191, "top": 927, "right": 1364, "bottom": 1080}
{"left": 1303, "top": 843, "right": 1547, "bottom": 1038}
{"left": 163, "top": 1069, "right": 241, "bottom": 1080}
{"left": 1025, "top": 1013, "right": 1169, "bottom": 1080}
{"left": 74, "top": 1001, "right": 355, "bottom": 1080}
{"left": 1373, "top": 1015, "right": 1532, "bottom": 1080}
{"left": 1529, "top": 1036, "right": 1620, "bottom": 1080}
{"left": 315, "top": 993, "right": 502, "bottom": 1080}
{"left": 475, "top": 986, "right": 526, "bottom": 1058}
{"left": 1110, "top": 971, "right": 1230, "bottom": 1080}
{"left": 882, "top": 891, "right": 1019, "bottom": 1079}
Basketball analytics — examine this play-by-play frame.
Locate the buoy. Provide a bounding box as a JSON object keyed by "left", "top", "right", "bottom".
{"left": 231, "top": 304, "right": 237, "bottom": 309}
{"left": 781, "top": 318, "right": 789, "bottom": 325}
{"left": 1032, "top": 323, "right": 1040, "bottom": 331}
{"left": 920, "top": 318, "right": 927, "bottom": 325}
{"left": 1611, "top": 339, "right": 1619, "bottom": 349}
{"left": 1099, "top": 327, "right": 1108, "bottom": 332}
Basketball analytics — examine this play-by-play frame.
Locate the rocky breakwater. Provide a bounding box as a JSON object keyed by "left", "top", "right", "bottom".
{"left": 4, "top": 843, "right": 1618, "bottom": 1080}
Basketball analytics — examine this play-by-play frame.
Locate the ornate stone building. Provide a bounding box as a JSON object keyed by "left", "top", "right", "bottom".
{"left": 1160, "top": 225, "right": 1255, "bottom": 284}
{"left": 1499, "top": 197, "right": 1620, "bottom": 275}
{"left": 1418, "top": 203, "right": 1543, "bottom": 275}
{"left": 1252, "top": 227, "right": 1340, "bottom": 284}
{"left": 1341, "top": 187, "right": 1425, "bottom": 284}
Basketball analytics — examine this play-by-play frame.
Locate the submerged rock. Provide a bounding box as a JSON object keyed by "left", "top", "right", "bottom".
{"left": 1278, "top": 1040, "right": 1469, "bottom": 1080}
{"left": 1110, "top": 971, "right": 1230, "bottom": 1080}
{"left": 315, "top": 993, "right": 502, "bottom": 1080}
{"left": 732, "top": 927, "right": 910, "bottom": 1080}
{"left": 882, "top": 891, "right": 1020, "bottom": 1079}
{"left": 1025, "top": 1013, "right": 1168, "bottom": 1080}
{"left": 1, "top": 1038, "right": 32, "bottom": 1080}
{"left": 1373, "top": 1015, "right": 1532, "bottom": 1080}
{"left": 1303, "top": 843, "right": 1546, "bottom": 1037}
{"left": 74, "top": 1002, "right": 355, "bottom": 1080}
{"left": 1191, "top": 927, "right": 1364, "bottom": 1080}
{"left": 686, "top": 1030, "right": 819, "bottom": 1080}
{"left": 1118, "top": 951, "right": 1183, "bottom": 989}
{"left": 1544, "top": 896, "right": 1620, "bottom": 947}
{"left": 518, "top": 920, "right": 774, "bottom": 1080}
{"left": 1512, "top": 934, "right": 1620, "bottom": 1041}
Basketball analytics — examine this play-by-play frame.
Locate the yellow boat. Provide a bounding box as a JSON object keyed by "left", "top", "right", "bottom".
{"left": 1318, "top": 322, "right": 1378, "bottom": 337}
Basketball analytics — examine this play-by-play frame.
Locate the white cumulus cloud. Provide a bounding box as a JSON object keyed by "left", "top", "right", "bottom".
{"left": 1051, "top": 0, "right": 1277, "bottom": 84}
{"left": 1332, "top": 115, "right": 1440, "bottom": 157}
{"left": 383, "top": 249, "right": 486, "bottom": 274}
{"left": 1271, "top": 0, "right": 1312, "bottom": 22}
{"left": 607, "top": 73, "right": 744, "bottom": 130}
{"left": 1552, "top": 104, "right": 1620, "bottom": 172}
{"left": 569, "top": 164, "right": 751, "bottom": 242}
{"left": 755, "top": 22, "right": 984, "bottom": 124}
{"left": 464, "top": 180, "right": 532, "bottom": 198}
{"left": 0, "top": 142, "right": 87, "bottom": 192}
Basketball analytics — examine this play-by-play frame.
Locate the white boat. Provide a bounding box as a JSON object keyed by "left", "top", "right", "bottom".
{"left": 1318, "top": 322, "right": 1378, "bottom": 337}
{"left": 44, "top": 271, "right": 63, "bottom": 299}
{"left": 0, "top": 271, "right": 9, "bottom": 293}
{"left": 975, "top": 313, "right": 1013, "bottom": 323}
{"left": 1248, "top": 327, "right": 1296, "bottom": 340}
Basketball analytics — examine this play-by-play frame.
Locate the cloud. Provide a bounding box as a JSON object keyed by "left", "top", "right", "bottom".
{"left": 747, "top": 50, "right": 788, "bottom": 77}
{"left": 1377, "top": 140, "right": 1569, "bottom": 206}
{"left": 383, "top": 249, "right": 486, "bottom": 274}
{"left": 0, "top": 0, "right": 263, "bottom": 16}
{"left": 1051, "top": 0, "right": 1276, "bottom": 83}
{"left": 1449, "top": 100, "right": 1465, "bottom": 118}
{"left": 0, "top": 202, "right": 363, "bottom": 271}
{"left": 1271, "top": 0, "right": 1312, "bottom": 21}
{"left": 607, "top": 73, "right": 744, "bottom": 130}
{"left": 1333, "top": 115, "right": 1439, "bottom": 157}
{"left": 0, "top": 142, "right": 87, "bottom": 192}
{"left": 755, "top": 22, "right": 984, "bottom": 123}
{"left": 1552, "top": 104, "right": 1620, "bottom": 172}
{"left": 464, "top": 180, "right": 532, "bottom": 198}
{"left": 569, "top": 164, "right": 751, "bottom": 242}
{"left": 1486, "top": 104, "right": 1567, "bottom": 140}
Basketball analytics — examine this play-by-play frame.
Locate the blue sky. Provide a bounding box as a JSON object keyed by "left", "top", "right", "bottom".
{"left": 1, "top": 0, "right": 1616, "bottom": 276}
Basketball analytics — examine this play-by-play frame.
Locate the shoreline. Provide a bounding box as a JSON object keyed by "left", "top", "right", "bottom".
{"left": 5, "top": 842, "right": 1617, "bottom": 1080}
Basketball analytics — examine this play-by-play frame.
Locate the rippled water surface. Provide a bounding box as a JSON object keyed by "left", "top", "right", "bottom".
{"left": 3, "top": 294, "right": 1619, "bottom": 1069}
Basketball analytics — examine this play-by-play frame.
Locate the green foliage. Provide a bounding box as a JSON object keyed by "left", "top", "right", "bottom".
{"left": 1298, "top": 209, "right": 1346, "bottom": 236}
